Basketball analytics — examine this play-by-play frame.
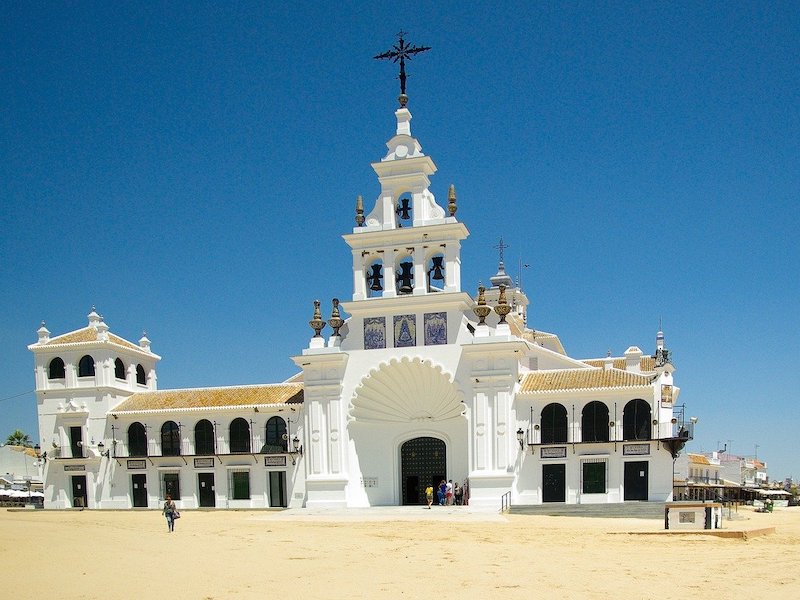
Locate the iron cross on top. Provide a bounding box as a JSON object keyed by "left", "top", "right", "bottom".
{"left": 374, "top": 31, "right": 431, "bottom": 107}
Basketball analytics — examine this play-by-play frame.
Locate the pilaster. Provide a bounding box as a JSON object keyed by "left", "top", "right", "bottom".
{"left": 291, "top": 350, "right": 349, "bottom": 507}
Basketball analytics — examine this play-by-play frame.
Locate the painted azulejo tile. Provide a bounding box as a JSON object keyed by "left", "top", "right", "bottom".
{"left": 364, "top": 317, "right": 386, "bottom": 350}
{"left": 393, "top": 314, "right": 416, "bottom": 348}
{"left": 424, "top": 312, "right": 447, "bottom": 345}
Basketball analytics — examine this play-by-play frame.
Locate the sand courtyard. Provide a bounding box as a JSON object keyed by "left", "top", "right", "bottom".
{"left": 2, "top": 505, "right": 797, "bottom": 599}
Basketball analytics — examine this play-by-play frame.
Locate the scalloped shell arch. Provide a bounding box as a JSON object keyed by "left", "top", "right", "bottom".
{"left": 350, "top": 356, "right": 464, "bottom": 423}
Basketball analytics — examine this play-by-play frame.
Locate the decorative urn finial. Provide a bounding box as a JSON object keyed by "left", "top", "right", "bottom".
{"left": 309, "top": 300, "right": 326, "bottom": 337}
{"left": 448, "top": 184, "right": 457, "bottom": 217}
{"left": 327, "top": 298, "right": 344, "bottom": 337}
{"left": 355, "top": 195, "right": 365, "bottom": 227}
{"left": 494, "top": 285, "right": 512, "bottom": 324}
{"left": 473, "top": 285, "right": 491, "bottom": 326}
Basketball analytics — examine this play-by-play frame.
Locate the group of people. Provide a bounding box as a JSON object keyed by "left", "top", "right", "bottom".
{"left": 425, "top": 479, "right": 466, "bottom": 508}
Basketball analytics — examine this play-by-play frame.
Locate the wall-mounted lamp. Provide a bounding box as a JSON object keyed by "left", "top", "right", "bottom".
{"left": 288, "top": 435, "right": 303, "bottom": 465}
{"left": 97, "top": 441, "right": 110, "bottom": 458}
{"left": 34, "top": 444, "right": 47, "bottom": 464}
{"left": 516, "top": 428, "right": 525, "bottom": 450}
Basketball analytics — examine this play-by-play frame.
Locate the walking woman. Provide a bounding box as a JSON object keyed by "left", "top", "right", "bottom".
{"left": 162, "top": 495, "right": 178, "bottom": 532}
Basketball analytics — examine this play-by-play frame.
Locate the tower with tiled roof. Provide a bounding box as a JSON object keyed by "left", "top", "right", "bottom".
{"left": 28, "top": 308, "right": 159, "bottom": 506}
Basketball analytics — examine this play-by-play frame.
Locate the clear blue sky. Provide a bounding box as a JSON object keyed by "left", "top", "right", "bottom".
{"left": 2, "top": 3, "right": 798, "bottom": 479}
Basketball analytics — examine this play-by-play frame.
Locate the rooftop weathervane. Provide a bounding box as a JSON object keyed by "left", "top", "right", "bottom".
{"left": 374, "top": 31, "right": 431, "bottom": 108}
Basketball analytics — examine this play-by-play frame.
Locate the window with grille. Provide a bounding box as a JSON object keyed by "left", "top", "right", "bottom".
{"left": 582, "top": 459, "right": 607, "bottom": 494}
{"left": 623, "top": 399, "right": 651, "bottom": 441}
{"left": 194, "top": 420, "right": 215, "bottom": 455}
{"left": 581, "top": 401, "right": 610, "bottom": 442}
{"left": 541, "top": 403, "right": 568, "bottom": 444}
{"left": 229, "top": 418, "right": 251, "bottom": 453}
{"left": 161, "top": 421, "right": 181, "bottom": 456}
{"left": 263, "top": 417, "right": 287, "bottom": 453}
{"left": 128, "top": 422, "right": 148, "bottom": 456}
{"left": 230, "top": 470, "right": 250, "bottom": 500}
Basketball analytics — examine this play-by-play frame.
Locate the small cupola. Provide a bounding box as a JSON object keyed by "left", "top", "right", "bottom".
{"left": 36, "top": 321, "right": 50, "bottom": 344}
{"left": 624, "top": 346, "right": 643, "bottom": 372}
{"left": 139, "top": 331, "right": 151, "bottom": 352}
{"left": 88, "top": 306, "right": 101, "bottom": 328}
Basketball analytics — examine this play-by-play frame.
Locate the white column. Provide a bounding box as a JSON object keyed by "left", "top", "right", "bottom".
{"left": 381, "top": 193, "right": 395, "bottom": 229}
{"left": 383, "top": 249, "right": 397, "bottom": 297}
{"left": 412, "top": 245, "right": 426, "bottom": 295}
{"left": 66, "top": 362, "right": 77, "bottom": 388}
{"left": 444, "top": 242, "right": 461, "bottom": 292}
{"left": 352, "top": 250, "right": 366, "bottom": 301}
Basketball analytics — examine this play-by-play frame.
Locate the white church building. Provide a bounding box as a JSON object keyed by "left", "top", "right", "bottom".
{"left": 29, "top": 94, "right": 693, "bottom": 511}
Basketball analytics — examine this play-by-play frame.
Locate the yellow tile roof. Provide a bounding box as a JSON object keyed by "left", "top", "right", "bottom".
{"left": 47, "top": 326, "right": 142, "bottom": 351}
{"left": 582, "top": 356, "right": 657, "bottom": 372}
{"left": 688, "top": 453, "right": 711, "bottom": 465}
{"left": 112, "top": 383, "right": 304, "bottom": 413}
{"left": 519, "top": 368, "right": 654, "bottom": 393}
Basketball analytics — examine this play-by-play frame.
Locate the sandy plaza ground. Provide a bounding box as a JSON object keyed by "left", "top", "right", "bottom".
{"left": 2, "top": 505, "right": 798, "bottom": 599}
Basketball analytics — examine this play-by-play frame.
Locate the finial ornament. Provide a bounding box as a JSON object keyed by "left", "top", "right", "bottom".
{"left": 328, "top": 298, "right": 344, "bottom": 337}
{"left": 374, "top": 31, "right": 431, "bottom": 108}
{"left": 473, "top": 285, "right": 491, "bottom": 326}
{"left": 355, "top": 195, "right": 365, "bottom": 226}
{"left": 309, "top": 300, "right": 326, "bottom": 337}
{"left": 448, "top": 184, "right": 457, "bottom": 217}
{"left": 494, "top": 285, "right": 512, "bottom": 324}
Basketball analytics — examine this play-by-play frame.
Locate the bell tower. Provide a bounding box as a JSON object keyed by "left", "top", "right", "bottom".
{"left": 344, "top": 106, "right": 469, "bottom": 301}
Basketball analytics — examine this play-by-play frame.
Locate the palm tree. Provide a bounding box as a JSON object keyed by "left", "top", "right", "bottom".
{"left": 5, "top": 429, "right": 32, "bottom": 447}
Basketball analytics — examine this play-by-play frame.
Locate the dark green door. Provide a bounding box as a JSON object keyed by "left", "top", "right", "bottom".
{"left": 624, "top": 461, "right": 649, "bottom": 500}
{"left": 198, "top": 473, "right": 215, "bottom": 507}
{"left": 131, "top": 474, "right": 148, "bottom": 507}
{"left": 542, "top": 464, "right": 566, "bottom": 502}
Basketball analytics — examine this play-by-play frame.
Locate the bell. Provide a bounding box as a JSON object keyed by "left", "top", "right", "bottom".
{"left": 368, "top": 264, "right": 383, "bottom": 291}
{"left": 396, "top": 197, "right": 411, "bottom": 220}
{"left": 429, "top": 256, "right": 445, "bottom": 281}
{"left": 397, "top": 262, "right": 414, "bottom": 294}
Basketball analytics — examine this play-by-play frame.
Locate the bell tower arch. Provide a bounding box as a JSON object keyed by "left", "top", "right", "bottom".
{"left": 344, "top": 106, "right": 469, "bottom": 302}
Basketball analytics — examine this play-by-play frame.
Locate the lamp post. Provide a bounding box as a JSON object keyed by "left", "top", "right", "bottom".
{"left": 516, "top": 428, "right": 525, "bottom": 451}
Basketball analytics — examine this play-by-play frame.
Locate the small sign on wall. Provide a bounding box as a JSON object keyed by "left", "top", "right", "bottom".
{"left": 361, "top": 477, "right": 379, "bottom": 488}
{"left": 623, "top": 444, "right": 650, "bottom": 456}
{"left": 194, "top": 458, "right": 214, "bottom": 468}
{"left": 265, "top": 456, "right": 287, "bottom": 467}
{"left": 64, "top": 464, "right": 86, "bottom": 472}
{"left": 540, "top": 447, "right": 567, "bottom": 459}
{"left": 127, "top": 460, "right": 147, "bottom": 470}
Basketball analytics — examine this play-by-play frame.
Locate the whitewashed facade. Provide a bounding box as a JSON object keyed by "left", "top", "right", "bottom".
{"left": 30, "top": 100, "right": 692, "bottom": 510}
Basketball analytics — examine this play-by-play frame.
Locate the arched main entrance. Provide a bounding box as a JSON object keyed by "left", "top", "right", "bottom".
{"left": 400, "top": 437, "right": 446, "bottom": 505}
